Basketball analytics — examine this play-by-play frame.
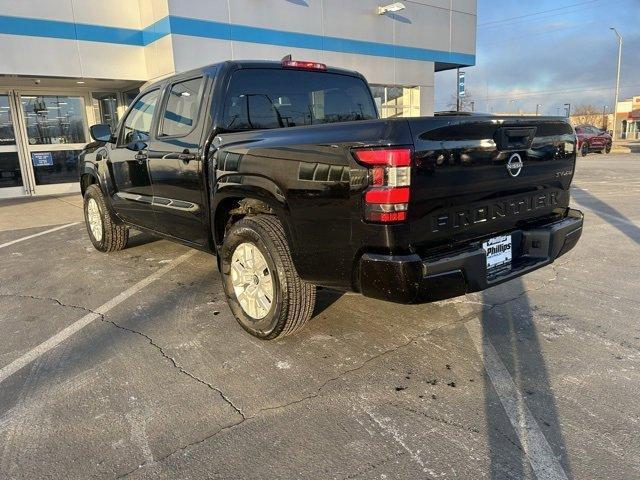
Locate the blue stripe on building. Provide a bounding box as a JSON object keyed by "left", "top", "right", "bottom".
{"left": 0, "top": 14, "right": 475, "bottom": 66}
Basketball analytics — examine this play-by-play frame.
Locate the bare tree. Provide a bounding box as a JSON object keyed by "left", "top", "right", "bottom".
{"left": 571, "top": 104, "right": 606, "bottom": 129}
{"left": 448, "top": 90, "right": 475, "bottom": 112}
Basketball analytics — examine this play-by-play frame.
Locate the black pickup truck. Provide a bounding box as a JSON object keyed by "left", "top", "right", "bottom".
{"left": 80, "top": 59, "right": 583, "bottom": 339}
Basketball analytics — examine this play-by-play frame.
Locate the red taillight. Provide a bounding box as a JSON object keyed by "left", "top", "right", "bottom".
{"left": 365, "top": 187, "right": 410, "bottom": 204}
{"left": 353, "top": 148, "right": 411, "bottom": 167}
{"left": 282, "top": 60, "right": 327, "bottom": 71}
{"left": 353, "top": 147, "right": 412, "bottom": 224}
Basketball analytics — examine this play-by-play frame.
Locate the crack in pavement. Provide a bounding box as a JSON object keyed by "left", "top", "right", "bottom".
{"left": 1, "top": 292, "right": 246, "bottom": 421}
{"left": 0, "top": 293, "right": 98, "bottom": 316}
{"left": 4, "top": 267, "right": 564, "bottom": 479}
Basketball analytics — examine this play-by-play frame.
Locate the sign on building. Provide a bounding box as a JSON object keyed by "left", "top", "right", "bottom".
{"left": 458, "top": 71, "right": 466, "bottom": 97}
{"left": 31, "top": 152, "right": 53, "bottom": 167}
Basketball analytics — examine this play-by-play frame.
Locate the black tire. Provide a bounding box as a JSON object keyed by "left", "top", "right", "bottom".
{"left": 581, "top": 142, "right": 589, "bottom": 157}
{"left": 83, "top": 184, "right": 128, "bottom": 252}
{"left": 220, "top": 214, "right": 316, "bottom": 339}
{"left": 605, "top": 142, "right": 612, "bottom": 154}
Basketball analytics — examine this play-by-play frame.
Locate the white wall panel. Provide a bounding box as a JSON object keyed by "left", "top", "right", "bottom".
{"left": 228, "top": 0, "right": 323, "bottom": 35}
{"left": 145, "top": 34, "right": 175, "bottom": 80}
{"left": 322, "top": 51, "right": 395, "bottom": 85}
{"left": 170, "top": 35, "right": 232, "bottom": 73}
{"left": 166, "top": 0, "right": 229, "bottom": 23}
{"left": 71, "top": 0, "right": 142, "bottom": 28}
{"left": 322, "top": 0, "right": 394, "bottom": 45}
{"left": 451, "top": 11, "right": 476, "bottom": 55}
{"left": 419, "top": 85, "right": 435, "bottom": 115}
{"left": 395, "top": 59, "right": 435, "bottom": 87}
{"left": 78, "top": 42, "right": 148, "bottom": 80}
{"left": 139, "top": 0, "right": 170, "bottom": 28}
{"left": 0, "top": 0, "right": 74, "bottom": 22}
{"left": 0, "top": 34, "right": 82, "bottom": 77}
{"left": 406, "top": 0, "right": 450, "bottom": 10}
{"left": 231, "top": 42, "right": 322, "bottom": 65}
{"left": 452, "top": 0, "right": 477, "bottom": 15}
{"left": 394, "top": 4, "right": 451, "bottom": 52}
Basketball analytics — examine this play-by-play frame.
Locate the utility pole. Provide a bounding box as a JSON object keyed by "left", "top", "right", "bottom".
{"left": 470, "top": 101, "right": 475, "bottom": 112}
{"left": 536, "top": 104, "right": 542, "bottom": 116}
{"left": 602, "top": 105, "right": 608, "bottom": 130}
{"left": 610, "top": 28, "right": 623, "bottom": 141}
{"left": 456, "top": 68, "right": 460, "bottom": 112}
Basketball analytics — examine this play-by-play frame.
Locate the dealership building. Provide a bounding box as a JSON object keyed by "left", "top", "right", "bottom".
{"left": 0, "top": 0, "right": 476, "bottom": 199}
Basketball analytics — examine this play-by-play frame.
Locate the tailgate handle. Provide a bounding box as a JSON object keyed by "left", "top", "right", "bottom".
{"left": 495, "top": 127, "right": 537, "bottom": 151}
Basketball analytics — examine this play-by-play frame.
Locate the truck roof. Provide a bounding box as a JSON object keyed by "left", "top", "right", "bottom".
{"left": 141, "top": 60, "right": 366, "bottom": 92}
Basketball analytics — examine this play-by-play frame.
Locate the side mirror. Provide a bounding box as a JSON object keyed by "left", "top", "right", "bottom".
{"left": 126, "top": 140, "right": 148, "bottom": 152}
{"left": 90, "top": 123, "right": 113, "bottom": 143}
{"left": 125, "top": 131, "right": 149, "bottom": 152}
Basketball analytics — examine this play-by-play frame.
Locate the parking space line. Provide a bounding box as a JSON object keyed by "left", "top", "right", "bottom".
{"left": 575, "top": 205, "right": 640, "bottom": 228}
{"left": 0, "top": 222, "right": 80, "bottom": 249}
{"left": 0, "top": 250, "right": 197, "bottom": 385}
{"left": 465, "top": 320, "right": 569, "bottom": 480}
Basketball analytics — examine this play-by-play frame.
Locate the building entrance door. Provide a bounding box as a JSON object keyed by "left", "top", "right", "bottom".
{"left": 0, "top": 92, "right": 29, "bottom": 198}
{"left": 15, "top": 91, "right": 91, "bottom": 196}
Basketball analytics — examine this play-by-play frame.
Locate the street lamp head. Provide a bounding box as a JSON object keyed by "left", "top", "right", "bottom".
{"left": 610, "top": 27, "right": 622, "bottom": 39}
{"left": 377, "top": 2, "right": 406, "bottom": 15}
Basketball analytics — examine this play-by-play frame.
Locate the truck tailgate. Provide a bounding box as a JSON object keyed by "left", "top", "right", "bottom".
{"left": 406, "top": 116, "right": 576, "bottom": 251}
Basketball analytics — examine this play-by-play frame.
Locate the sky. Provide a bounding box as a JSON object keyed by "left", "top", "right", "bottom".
{"left": 434, "top": 0, "right": 640, "bottom": 115}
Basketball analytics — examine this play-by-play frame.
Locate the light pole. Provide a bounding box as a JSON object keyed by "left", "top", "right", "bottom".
{"left": 564, "top": 103, "right": 571, "bottom": 118}
{"left": 610, "top": 27, "right": 623, "bottom": 141}
{"left": 536, "top": 104, "right": 542, "bottom": 116}
{"left": 470, "top": 101, "right": 475, "bottom": 112}
{"left": 602, "top": 105, "right": 608, "bottom": 130}
{"left": 509, "top": 99, "right": 516, "bottom": 114}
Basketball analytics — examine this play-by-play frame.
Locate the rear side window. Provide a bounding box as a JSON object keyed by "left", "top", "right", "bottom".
{"left": 120, "top": 89, "right": 160, "bottom": 144}
{"left": 160, "top": 77, "right": 204, "bottom": 137}
{"left": 222, "top": 69, "right": 377, "bottom": 131}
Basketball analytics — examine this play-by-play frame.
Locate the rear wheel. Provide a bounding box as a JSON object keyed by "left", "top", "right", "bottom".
{"left": 580, "top": 142, "right": 589, "bottom": 157}
{"left": 83, "top": 184, "right": 128, "bottom": 252}
{"left": 220, "top": 215, "right": 316, "bottom": 339}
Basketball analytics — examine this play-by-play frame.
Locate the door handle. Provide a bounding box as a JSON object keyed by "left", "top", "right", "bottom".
{"left": 178, "top": 152, "right": 197, "bottom": 162}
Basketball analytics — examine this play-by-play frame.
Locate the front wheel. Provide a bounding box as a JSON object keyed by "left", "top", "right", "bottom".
{"left": 220, "top": 215, "right": 316, "bottom": 339}
{"left": 83, "top": 184, "right": 129, "bottom": 252}
{"left": 605, "top": 142, "right": 612, "bottom": 154}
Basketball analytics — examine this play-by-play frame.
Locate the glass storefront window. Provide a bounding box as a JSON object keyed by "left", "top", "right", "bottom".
{"left": 0, "top": 152, "right": 22, "bottom": 188}
{"left": 0, "top": 95, "right": 16, "bottom": 146}
{"left": 21, "top": 95, "right": 86, "bottom": 145}
{"left": 124, "top": 88, "right": 140, "bottom": 107}
{"left": 92, "top": 92, "right": 119, "bottom": 131}
{"left": 0, "top": 95, "right": 23, "bottom": 189}
{"left": 30, "top": 149, "right": 81, "bottom": 185}
{"left": 370, "top": 85, "right": 421, "bottom": 119}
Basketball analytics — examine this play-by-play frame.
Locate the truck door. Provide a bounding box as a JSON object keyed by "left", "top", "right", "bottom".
{"left": 146, "top": 76, "right": 209, "bottom": 245}
{"left": 109, "top": 88, "right": 161, "bottom": 229}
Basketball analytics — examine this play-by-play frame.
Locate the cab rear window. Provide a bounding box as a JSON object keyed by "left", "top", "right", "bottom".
{"left": 222, "top": 69, "right": 377, "bottom": 131}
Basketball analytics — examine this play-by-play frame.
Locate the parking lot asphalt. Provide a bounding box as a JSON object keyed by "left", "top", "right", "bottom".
{"left": 1, "top": 153, "right": 639, "bottom": 480}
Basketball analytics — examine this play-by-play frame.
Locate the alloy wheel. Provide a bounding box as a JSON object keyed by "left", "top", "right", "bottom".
{"left": 86, "top": 198, "right": 103, "bottom": 242}
{"left": 230, "top": 242, "right": 274, "bottom": 319}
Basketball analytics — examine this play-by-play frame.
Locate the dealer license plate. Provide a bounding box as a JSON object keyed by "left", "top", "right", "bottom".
{"left": 483, "top": 235, "right": 512, "bottom": 270}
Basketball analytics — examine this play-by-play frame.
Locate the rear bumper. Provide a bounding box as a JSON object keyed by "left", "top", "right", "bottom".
{"left": 358, "top": 208, "right": 583, "bottom": 304}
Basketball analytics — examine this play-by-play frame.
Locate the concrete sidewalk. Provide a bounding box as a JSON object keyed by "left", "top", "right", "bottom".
{"left": 0, "top": 194, "right": 83, "bottom": 232}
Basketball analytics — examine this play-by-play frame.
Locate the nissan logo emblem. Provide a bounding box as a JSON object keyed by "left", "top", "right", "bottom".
{"left": 506, "top": 153, "right": 524, "bottom": 177}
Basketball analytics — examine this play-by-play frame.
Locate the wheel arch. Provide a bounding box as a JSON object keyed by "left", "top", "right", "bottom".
{"left": 80, "top": 163, "right": 122, "bottom": 224}
{"left": 212, "top": 185, "right": 298, "bottom": 257}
